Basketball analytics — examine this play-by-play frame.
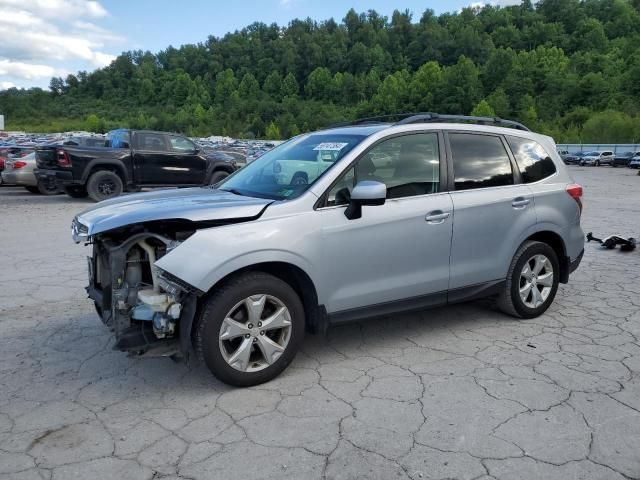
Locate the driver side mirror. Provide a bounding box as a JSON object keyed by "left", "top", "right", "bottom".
{"left": 345, "top": 180, "right": 386, "bottom": 220}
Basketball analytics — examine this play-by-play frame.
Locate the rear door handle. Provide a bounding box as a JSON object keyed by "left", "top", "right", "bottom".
{"left": 512, "top": 197, "right": 531, "bottom": 208}
{"left": 425, "top": 211, "right": 451, "bottom": 224}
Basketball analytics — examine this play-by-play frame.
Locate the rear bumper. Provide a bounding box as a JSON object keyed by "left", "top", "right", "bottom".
{"left": 2, "top": 170, "right": 37, "bottom": 186}
{"left": 34, "top": 168, "right": 74, "bottom": 186}
{"left": 569, "top": 249, "right": 584, "bottom": 275}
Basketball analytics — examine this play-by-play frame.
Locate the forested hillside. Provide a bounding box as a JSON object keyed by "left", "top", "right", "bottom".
{"left": 1, "top": 0, "right": 640, "bottom": 141}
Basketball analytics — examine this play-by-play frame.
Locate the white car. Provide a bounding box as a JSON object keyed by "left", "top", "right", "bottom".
{"left": 580, "top": 151, "right": 614, "bottom": 166}
{"left": 273, "top": 145, "right": 341, "bottom": 185}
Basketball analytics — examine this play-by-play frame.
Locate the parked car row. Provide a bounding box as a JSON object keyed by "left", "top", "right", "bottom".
{"left": 2, "top": 130, "right": 280, "bottom": 201}
{"left": 34, "top": 129, "right": 241, "bottom": 202}
{"left": 559, "top": 149, "right": 640, "bottom": 168}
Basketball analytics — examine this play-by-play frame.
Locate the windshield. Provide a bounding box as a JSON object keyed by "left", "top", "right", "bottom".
{"left": 217, "top": 132, "right": 367, "bottom": 200}
{"left": 586, "top": 151, "right": 600, "bottom": 156}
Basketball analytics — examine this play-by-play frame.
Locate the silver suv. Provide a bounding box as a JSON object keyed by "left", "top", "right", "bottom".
{"left": 72, "top": 114, "right": 585, "bottom": 386}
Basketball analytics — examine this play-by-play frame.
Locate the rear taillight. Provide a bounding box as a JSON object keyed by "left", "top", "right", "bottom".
{"left": 13, "top": 161, "right": 27, "bottom": 169}
{"left": 566, "top": 184, "right": 583, "bottom": 214}
{"left": 57, "top": 150, "right": 71, "bottom": 167}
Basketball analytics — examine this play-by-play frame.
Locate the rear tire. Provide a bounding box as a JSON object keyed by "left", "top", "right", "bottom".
{"left": 64, "top": 186, "right": 89, "bottom": 198}
{"left": 87, "top": 171, "right": 123, "bottom": 202}
{"left": 195, "top": 272, "right": 305, "bottom": 387}
{"left": 37, "top": 180, "right": 60, "bottom": 195}
{"left": 497, "top": 241, "right": 559, "bottom": 319}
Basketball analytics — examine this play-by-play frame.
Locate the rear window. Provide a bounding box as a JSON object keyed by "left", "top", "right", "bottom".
{"left": 506, "top": 136, "right": 557, "bottom": 183}
{"left": 449, "top": 133, "right": 514, "bottom": 190}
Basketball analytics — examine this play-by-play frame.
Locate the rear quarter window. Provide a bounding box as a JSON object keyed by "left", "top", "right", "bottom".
{"left": 506, "top": 136, "right": 557, "bottom": 183}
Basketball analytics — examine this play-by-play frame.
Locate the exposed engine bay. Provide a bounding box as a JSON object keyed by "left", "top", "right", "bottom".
{"left": 87, "top": 224, "right": 200, "bottom": 358}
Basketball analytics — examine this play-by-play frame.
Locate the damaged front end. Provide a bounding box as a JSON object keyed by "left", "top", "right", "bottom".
{"left": 70, "top": 187, "right": 275, "bottom": 359}
{"left": 85, "top": 226, "right": 201, "bottom": 359}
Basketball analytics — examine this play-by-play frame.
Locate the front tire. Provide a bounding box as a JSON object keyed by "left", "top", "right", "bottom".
{"left": 195, "top": 272, "right": 305, "bottom": 387}
{"left": 25, "top": 186, "right": 40, "bottom": 194}
{"left": 86, "top": 171, "right": 123, "bottom": 202}
{"left": 497, "top": 241, "right": 559, "bottom": 319}
{"left": 291, "top": 172, "right": 308, "bottom": 186}
{"left": 209, "top": 170, "right": 230, "bottom": 186}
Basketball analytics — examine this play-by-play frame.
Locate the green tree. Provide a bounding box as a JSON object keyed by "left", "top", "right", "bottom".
{"left": 263, "top": 72, "right": 283, "bottom": 99}
{"left": 265, "top": 121, "right": 281, "bottom": 139}
{"left": 282, "top": 73, "right": 299, "bottom": 98}
{"left": 305, "top": 67, "right": 333, "bottom": 100}
{"left": 238, "top": 73, "right": 260, "bottom": 100}
{"left": 85, "top": 114, "right": 104, "bottom": 133}
{"left": 471, "top": 99, "right": 496, "bottom": 117}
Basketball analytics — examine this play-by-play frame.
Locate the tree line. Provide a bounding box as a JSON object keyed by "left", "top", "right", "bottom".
{"left": 1, "top": 0, "right": 640, "bottom": 142}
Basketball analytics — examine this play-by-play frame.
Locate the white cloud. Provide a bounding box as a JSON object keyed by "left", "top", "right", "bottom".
{"left": 0, "top": 0, "right": 107, "bottom": 19}
{"left": 0, "top": 59, "right": 66, "bottom": 79}
{"left": 0, "top": 0, "right": 121, "bottom": 87}
{"left": 1, "top": 80, "right": 17, "bottom": 90}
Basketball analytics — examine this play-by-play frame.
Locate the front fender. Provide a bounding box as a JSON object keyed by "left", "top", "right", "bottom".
{"left": 155, "top": 210, "right": 324, "bottom": 298}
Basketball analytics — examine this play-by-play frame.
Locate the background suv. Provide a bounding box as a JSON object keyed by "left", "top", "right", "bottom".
{"left": 73, "top": 113, "right": 585, "bottom": 386}
{"left": 580, "top": 151, "right": 614, "bottom": 166}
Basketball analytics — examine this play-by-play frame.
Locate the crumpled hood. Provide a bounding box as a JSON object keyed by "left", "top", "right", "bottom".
{"left": 75, "top": 187, "right": 272, "bottom": 236}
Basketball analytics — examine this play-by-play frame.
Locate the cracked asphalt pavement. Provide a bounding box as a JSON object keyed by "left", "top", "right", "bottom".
{"left": 1, "top": 166, "right": 639, "bottom": 480}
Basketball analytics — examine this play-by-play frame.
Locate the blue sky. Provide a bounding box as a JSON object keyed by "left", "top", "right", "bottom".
{"left": 0, "top": 0, "right": 509, "bottom": 91}
{"left": 102, "top": 0, "right": 476, "bottom": 51}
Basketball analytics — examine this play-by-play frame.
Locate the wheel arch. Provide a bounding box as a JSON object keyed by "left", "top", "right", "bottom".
{"left": 82, "top": 160, "right": 129, "bottom": 185}
{"left": 201, "top": 261, "right": 325, "bottom": 334}
{"left": 523, "top": 230, "right": 569, "bottom": 283}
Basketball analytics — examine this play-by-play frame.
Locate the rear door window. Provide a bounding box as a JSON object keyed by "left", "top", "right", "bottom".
{"left": 506, "top": 136, "right": 557, "bottom": 183}
{"left": 138, "top": 133, "right": 168, "bottom": 152}
{"left": 449, "top": 133, "right": 514, "bottom": 190}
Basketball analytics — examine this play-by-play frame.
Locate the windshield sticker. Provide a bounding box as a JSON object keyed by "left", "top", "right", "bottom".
{"left": 313, "top": 142, "right": 349, "bottom": 152}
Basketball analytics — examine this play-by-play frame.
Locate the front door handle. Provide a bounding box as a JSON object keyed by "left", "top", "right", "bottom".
{"left": 425, "top": 211, "right": 451, "bottom": 224}
{"left": 512, "top": 197, "right": 531, "bottom": 209}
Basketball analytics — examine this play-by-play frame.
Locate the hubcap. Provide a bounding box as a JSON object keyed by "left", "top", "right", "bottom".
{"left": 519, "top": 254, "right": 554, "bottom": 308}
{"left": 98, "top": 180, "right": 115, "bottom": 195}
{"left": 218, "top": 294, "right": 292, "bottom": 372}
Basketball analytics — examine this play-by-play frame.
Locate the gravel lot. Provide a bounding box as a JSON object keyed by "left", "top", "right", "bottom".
{"left": 1, "top": 167, "right": 639, "bottom": 480}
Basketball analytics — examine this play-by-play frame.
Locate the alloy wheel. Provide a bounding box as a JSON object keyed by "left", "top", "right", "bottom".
{"left": 218, "top": 294, "right": 292, "bottom": 372}
{"left": 98, "top": 180, "right": 115, "bottom": 195}
{"left": 519, "top": 254, "right": 554, "bottom": 309}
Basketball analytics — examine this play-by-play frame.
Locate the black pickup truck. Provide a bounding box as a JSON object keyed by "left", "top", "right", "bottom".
{"left": 35, "top": 129, "right": 238, "bottom": 201}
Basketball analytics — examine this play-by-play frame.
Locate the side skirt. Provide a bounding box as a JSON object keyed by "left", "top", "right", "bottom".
{"left": 325, "top": 280, "right": 505, "bottom": 327}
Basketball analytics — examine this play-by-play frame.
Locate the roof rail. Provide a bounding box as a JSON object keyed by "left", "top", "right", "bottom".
{"left": 327, "top": 112, "right": 531, "bottom": 131}
{"left": 327, "top": 114, "right": 411, "bottom": 128}
{"left": 394, "top": 112, "right": 531, "bottom": 131}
